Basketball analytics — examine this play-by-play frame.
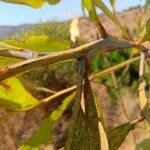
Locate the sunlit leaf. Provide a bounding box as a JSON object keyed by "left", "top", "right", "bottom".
{"left": 93, "top": 94, "right": 109, "bottom": 150}
{"left": 94, "top": 0, "right": 131, "bottom": 39}
{"left": 0, "top": 0, "right": 60, "bottom": 8}
{"left": 107, "top": 122, "right": 135, "bottom": 150}
{"left": 0, "top": 77, "right": 39, "bottom": 111}
{"left": 138, "top": 53, "right": 150, "bottom": 124}
{"left": 0, "top": 0, "right": 45, "bottom": 8}
{"left": 141, "top": 18, "right": 150, "bottom": 42}
{"left": 19, "top": 92, "right": 76, "bottom": 150}
{"left": 0, "top": 42, "right": 18, "bottom": 51}
{"left": 0, "top": 56, "right": 22, "bottom": 66}
{"left": 139, "top": 81, "right": 150, "bottom": 124}
{"left": 82, "top": 0, "right": 98, "bottom": 22}
{"left": 82, "top": 0, "right": 107, "bottom": 37}
{"left": 109, "top": 0, "right": 116, "bottom": 10}
{"left": 3, "top": 35, "right": 70, "bottom": 52}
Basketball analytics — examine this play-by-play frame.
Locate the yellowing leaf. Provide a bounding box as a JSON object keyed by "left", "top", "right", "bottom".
{"left": 0, "top": 56, "right": 22, "bottom": 66}
{"left": 131, "top": 47, "right": 140, "bottom": 55}
{"left": 94, "top": 0, "right": 131, "bottom": 39}
{"left": 0, "top": 0, "right": 61, "bottom": 8}
{"left": 0, "top": 0, "right": 45, "bottom": 8}
{"left": 0, "top": 77, "right": 38, "bottom": 111}
{"left": 69, "top": 18, "right": 80, "bottom": 43}
{"left": 138, "top": 52, "right": 150, "bottom": 124}
{"left": 99, "top": 122, "right": 109, "bottom": 150}
{"left": 109, "top": 0, "right": 116, "bottom": 8}
{"left": 82, "top": 0, "right": 99, "bottom": 22}
{"left": 107, "top": 122, "right": 135, "bottom": 150}
{"left": 19, "top": 92, "right": 76, "bottom": 150}
{"left": 94, "top": 0, "right": 119, "bottom": 27}
{"left": 0, "top": 42, "right": 18, "bottom": 51}
{"left": 3, "top": 36, "right": 70, "bottom": 52}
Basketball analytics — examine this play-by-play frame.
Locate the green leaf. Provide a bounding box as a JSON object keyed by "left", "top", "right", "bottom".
{"left": 19, "top": 92, "right": 76, "bottom": 150}
{"left": 0, "top": 0, "right": 60, "bottom": 8}
{"left": 83, "top": 75, "right": 101, "bottom": 149}
{"left": 107, "top": 122, "right": 135, "bottom": 150}
{"left": 0, "top": 56, "right": 22, "bottom": 66}
{"left": 0, "top": 42, "right": 18, "bottom": 50}
{"left": 141, "top": 18, "right": 150, "bottom": 42}
{"left": 65, "top": 60, "right": 101, "bottom": 150}
{"left": 82, "top": 0, "right": 98, "bottom": 22}
{"left": 0, "top": 42, "right": 23, "bottom": 66}
{"left": 82, "top": 0, "right": 107, "bottom": 37}
{"left": 0, "top": 0, "right": 45, "bottom": 8}
{"left": 94, "top": 0, "right": 131, "bottom": 39}
{"left": 3, "top": 36, "right": 70, "bottom": 52}
{"left": 94, "top": 0, "right": 120, "bottom": 26}
{"left": 109, "top": 0, "right": 116, "bottom": 8}
{"left": 64, "top": 60, "right": 87, "bottom": 150}
{"left": 0, "top": 77, "right": 39, "bottom": 111}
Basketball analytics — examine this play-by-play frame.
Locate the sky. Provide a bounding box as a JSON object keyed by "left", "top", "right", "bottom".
{"left": 0, "top": 0, "right": 146, "bottom": 26}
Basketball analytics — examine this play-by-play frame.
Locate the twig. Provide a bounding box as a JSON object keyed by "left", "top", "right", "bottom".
{"left": 0, "top": 49, "right": 38, "bottom": 59}
{"left": 13, "top": 56, "right": 140, "bottom": 112}
{"left": 0, "top": 36, "right": 135, "bottom": 82}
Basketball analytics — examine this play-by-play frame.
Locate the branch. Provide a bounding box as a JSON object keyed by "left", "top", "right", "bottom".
{"left": 0, "top": 36, "right": 135, "bottom": 82}
{"left": 15, "top": 56, "right": 140, "bottom": 112}
{"left": 0, "top": 49, "right": 38, "bottom": 59}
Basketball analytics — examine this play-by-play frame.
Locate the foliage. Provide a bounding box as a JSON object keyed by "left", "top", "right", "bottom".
{"left": 23, "top": 21, "right": 70, "bottom": 40}
{"left": 19, "top": 92, "right": 76, "bottom": 150}
{"left": 3, "top": 35, "right": 70, "bottom": 52}
{"left": 0, "top": 77, "right": 38, "bottom": 111}
{"left": 0, "top": 0, "right": 150, "bottom": 150}
{"left": 0, "top": 0, "right": 60, "bottom": 8}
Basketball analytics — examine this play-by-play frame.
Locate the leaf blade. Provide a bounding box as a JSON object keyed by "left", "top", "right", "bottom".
{"left": 107, "top": 122, "right": 135, "bottom": 150}
{"left": 19, "top": 92, "right": 76, "bottom": 150}
{"left": 3, "top": 35, "right": 70, "bottom": 52}
{"left": 0, "top": 77, "right": 38, "bottom": 111}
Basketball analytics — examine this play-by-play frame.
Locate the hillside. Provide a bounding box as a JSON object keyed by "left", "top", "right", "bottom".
{"left": 0, "top": 6, "right": 149, "bottom": 41}
{"left": 0, "top": 24, "right": 32, "bottom": 39}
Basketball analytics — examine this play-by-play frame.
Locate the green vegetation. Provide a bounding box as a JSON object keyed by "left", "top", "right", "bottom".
{"left": 0, "top": 0, "right": 150, "bottom": 150}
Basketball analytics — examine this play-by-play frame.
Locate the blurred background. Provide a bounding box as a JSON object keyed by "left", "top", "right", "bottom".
{"left": 0, "top": 0, "right": 150, "bottom": 150}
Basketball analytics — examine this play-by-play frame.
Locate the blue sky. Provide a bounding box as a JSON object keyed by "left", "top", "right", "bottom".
{"left": 0, "top": 0, "right": 146, "bottom": 26}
